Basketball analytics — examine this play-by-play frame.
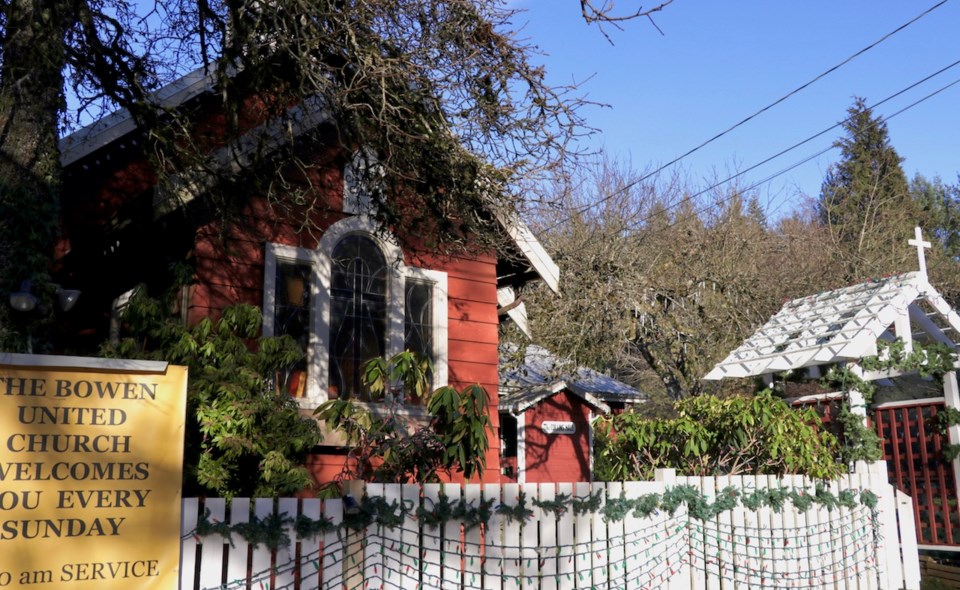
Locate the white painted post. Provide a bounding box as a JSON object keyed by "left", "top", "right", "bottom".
{"left": 225, "top": 498, "right": 251, "bottom": 589}
{"left": 942, "top": 371, "right": 960, "bottom": 507}
{"left": 422, "top": 483, "right": 444, "bottom": 590}
{"left": 275, "top": 497, "right": 299, "bottom": 590}
{"left": 300, "top": 498, "right": 322, "bottom": 589}
{"left": 251, "top": 499, "right": 274, "bottom": 590}
{"left": 363, "top": 483, "right": 385, "bottom": 590}
{"left": 516, "top": 412, "right": 526, "bottom": 485}
{"left": 180, "top": 498, "right": 200, "bottom": 590}
{"left": 343, "top": 480, "right": 366, "bottom": 590}
{"left": 442, "top": 483, "right": 464, "bottom": 590}
{"left": 896, "top": 489, "right": 921, "bottom": 590}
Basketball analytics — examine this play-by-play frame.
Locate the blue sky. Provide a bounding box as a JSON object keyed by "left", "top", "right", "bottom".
{"left": 512, "top": 0, "right": 960, "bottom": 217}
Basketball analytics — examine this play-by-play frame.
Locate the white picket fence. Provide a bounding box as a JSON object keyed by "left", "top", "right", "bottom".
{"left": 179, "top": 465, "right": 920, "bottom": 590}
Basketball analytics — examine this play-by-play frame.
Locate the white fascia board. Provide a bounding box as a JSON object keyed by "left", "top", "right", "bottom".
{"left": 565, "top": 384, "right": 611, "bottom": 414}
{"left": 497, "top": 286, "right": 531, "bottom": 339}
{"left": 494, "top": 211, "right": 560, "bottom": 295}
{"left": 509, "top": 383, "right": 567, "bottom": 414}
{"left": 59, "top": 65, "right": 222, "bottom": 166}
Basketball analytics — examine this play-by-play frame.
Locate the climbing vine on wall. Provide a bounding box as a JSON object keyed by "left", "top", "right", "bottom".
{"left": 819, "top": 338, "right": 959, "bottom": 465}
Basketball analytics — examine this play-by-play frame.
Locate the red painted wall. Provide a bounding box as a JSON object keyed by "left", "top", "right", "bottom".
{"left": 520, "top": 390, "right": 593, "bottom": 484}
{"left": 189, "top": 195, "right": 503, "bottom": 486}
{"left": 59, "top": 101, "right": 505, "bottom": 488}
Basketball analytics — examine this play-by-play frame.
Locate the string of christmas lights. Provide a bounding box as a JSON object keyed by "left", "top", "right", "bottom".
{"left": 200, "top": 503, "right": 881, "bottom": 590}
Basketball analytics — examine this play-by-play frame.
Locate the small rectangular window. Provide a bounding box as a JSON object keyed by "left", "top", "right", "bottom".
{"left": 404, "top": 279, "right": 434, "bottom": 368}
{"left": 275, "top": 262, "right": 312, "bottom": 398}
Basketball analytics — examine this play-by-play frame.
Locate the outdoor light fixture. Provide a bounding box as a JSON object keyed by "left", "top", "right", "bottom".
{"left": 9, "top": 281, "right": 37, "bottom": 312}
{"left": 56, "top": 287, "right": 81, "bottom": 312}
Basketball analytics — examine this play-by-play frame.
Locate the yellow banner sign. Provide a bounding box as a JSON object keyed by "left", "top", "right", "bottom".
{"left": 0, "top": 354, "right": 187, "bottom": 589}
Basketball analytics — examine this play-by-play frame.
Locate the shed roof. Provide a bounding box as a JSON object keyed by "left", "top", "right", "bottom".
{"left": 499, "top": 344, "right": 646, "bottom": 414}
{"left": 705, "top": 271, "right": 960, "bottom": 380}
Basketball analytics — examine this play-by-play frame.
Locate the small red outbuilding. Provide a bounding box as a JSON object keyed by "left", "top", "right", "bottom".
{"left": 498, "top": 345, "right": 645, "bottom": 483}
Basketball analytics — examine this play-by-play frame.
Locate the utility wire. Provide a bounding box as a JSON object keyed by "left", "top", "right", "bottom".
{"left": 618, "top": 58, "right": 960, "bottom": 230}
{"left": 638, "top": 73, "right": 960, "bottom": 235}
{"left": 557, "top": 0, "right": 951, "bottom": 223}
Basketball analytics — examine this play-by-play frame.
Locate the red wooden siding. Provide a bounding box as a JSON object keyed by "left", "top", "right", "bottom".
{"left": 190, "top": 199, "right": 503, "bottom": 485}
{"left": 521, "top": 390, "right": 593, "bottom": 483}
{"left": 874, "top": 400, "right": 960, "bottom": 546}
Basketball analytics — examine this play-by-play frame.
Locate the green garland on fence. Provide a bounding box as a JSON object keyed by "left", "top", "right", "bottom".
{"left": 820, "top": 338, "right": 958, "bottom": 464}
{"left": 188, "top": 483, "right": 879, "bottom": 550}
{"left": 936, "top": 406, "right": 960, "bottom": 462}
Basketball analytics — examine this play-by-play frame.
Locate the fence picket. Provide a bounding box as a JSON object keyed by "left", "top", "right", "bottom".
{"left": 573, "top": 482, "right": 593, "bottom": 589}
{"left": 520, "top": 483, "right": 540, "bottom": 590}
{"left": 250, "top": 499, "right": 275, "bottom": 590}
{"left": 463, "top": 484, "right": 484, "bottom": 590}
{"left": 423, "top": 483, "right": 444, "bottom": 589}
{"left": 483, "top": 483, "right": 504, "bottom": 590}
{"left": 536, "top": 483, "right": 557, "bottom": 590}
{"left": 400, "top": 484, "right": 421, "bottom": 590}
{"left": 224, "top": 498, "right": 251, "bottom": 590}
{"left": 442, "top": 483, "right": 464, "bottom": 590}
{"left": 300, "top": 498, "right": 322, "bottom": 590}
{"left": 501, "top": 483, "right": 522, "bottom": 590}
{"left": 378, "top": 484, "right": 403, "bottom": 590}
{"left": 365, "top": 484, "right": 386, "bottom": 590}
{"left": 322, "top": 497, "right": 344, "bottom": 590}
{"left": 181, "top": 497, "right": 200, "bottom": 590}
{"left": 895, "top": 489, "right": 921, "bottom": 590}
{"left": 590, "top": 481, "right": 609, "bottom": 589}
{"left": 555, "top": 483, "right": 575, "bottom": 589}
{"left": 606, "top": 481, "right": 625, "bottom": 589}
{"left": 197, "top": 498, "right": 226, "bottom": 590}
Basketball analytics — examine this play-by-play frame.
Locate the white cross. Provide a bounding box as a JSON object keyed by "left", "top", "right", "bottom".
{"left": 908, "top": 226, "right": 931, "bottom": 278}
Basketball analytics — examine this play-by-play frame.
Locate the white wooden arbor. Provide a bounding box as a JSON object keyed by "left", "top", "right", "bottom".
{"left": 705, "top": 228, "right": 960, "bottom": 548}
{"left": 706, "top": 229, "right": 960, "bottom": 383}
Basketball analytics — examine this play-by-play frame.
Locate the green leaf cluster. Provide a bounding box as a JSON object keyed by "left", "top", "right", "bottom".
{"left": 315, "top": 351, "right": 492, "bottom": 483}
{"left": 821, "top": 339, "right": 958, "bottom": 465}
{"left": 188, "top": 483, "right": 879, "bottom": 550}
{"left": 101, "top": 289, "right": 322, "bottom": 497}
{"left": 594, "top": 391, "right": 842, "bottom": 481}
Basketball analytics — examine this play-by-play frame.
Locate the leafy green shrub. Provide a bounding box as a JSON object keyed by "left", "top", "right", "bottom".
{"left": 101, "top": 291, "right": 322, "bottom": 497}
{"left": 595, "top": 391, "right": 842, "bottom": 481}
{"left": 316, "top": 351, "right": 492, "bottom": 483}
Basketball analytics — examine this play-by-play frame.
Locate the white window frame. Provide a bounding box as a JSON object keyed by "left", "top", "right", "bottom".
{"left": 264, "top": 216, "right": 448, "bottom": 408}
{"left": 404, "top": 266, "right": 449, "bottom": 389}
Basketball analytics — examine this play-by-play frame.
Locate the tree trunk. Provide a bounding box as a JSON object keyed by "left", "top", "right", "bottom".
{"left": 0, "top": 0, "right": 69, "bottom": 350}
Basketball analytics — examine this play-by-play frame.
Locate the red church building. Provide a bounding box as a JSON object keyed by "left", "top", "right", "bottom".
{"left": 54, "top": 65, "right": 560, "bottom": 485}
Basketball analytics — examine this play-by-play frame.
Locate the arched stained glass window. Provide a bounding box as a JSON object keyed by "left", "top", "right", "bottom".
{"left": 329, "top": 235, "right": 388, "bottom": 400}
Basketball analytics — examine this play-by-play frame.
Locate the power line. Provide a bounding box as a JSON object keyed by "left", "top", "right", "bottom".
{"left": 639, "top": 73, "right": 960, "bottom": 235}
{"left": 557, "top": 0, "right": 950, "bottom": 223}
{"left": 620, "top": 58, "right": 960, "bottom": 229}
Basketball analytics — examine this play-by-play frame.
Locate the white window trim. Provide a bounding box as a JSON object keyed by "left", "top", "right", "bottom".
{"left": 405, "top": 266, "right": 449, "bottom": 388}
{"left": 263, "top": 242, "right": 323, "bottom": 404}
{"left": 264, "top": 216, "right": 448, "bottom": 408}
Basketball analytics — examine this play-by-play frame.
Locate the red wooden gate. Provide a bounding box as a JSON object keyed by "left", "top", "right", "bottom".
{"left": 874, "top": 399, "right": 960, "bottom": 546}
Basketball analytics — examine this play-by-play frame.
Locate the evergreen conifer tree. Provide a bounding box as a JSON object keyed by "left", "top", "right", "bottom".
{"left": 818, "top": 97, "right": 921, "bottom": 281}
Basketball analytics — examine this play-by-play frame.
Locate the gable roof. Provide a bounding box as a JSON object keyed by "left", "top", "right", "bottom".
{"left": 499, "top": 344, "right": 646, "bottom": 414}
{"left": 705, "top": 271, "right": 960, "bottom": 380}
{"left": 57, "top": 67, "right": 560, "bottom": 296}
